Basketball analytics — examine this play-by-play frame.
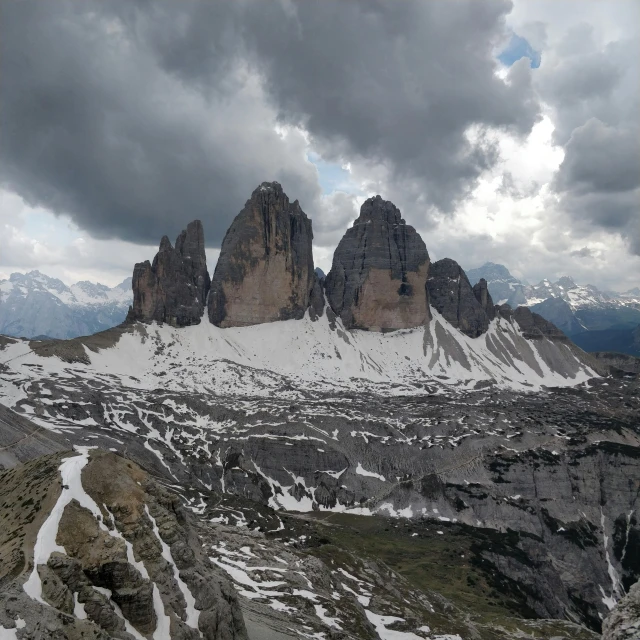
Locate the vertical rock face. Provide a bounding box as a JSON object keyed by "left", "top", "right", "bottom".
{"left": 208, "top": 182, "right": 315, "bottom": 327}
{"left": 324, "top": 195, "right": 430, "bottom": 331}
{"left": 128, "top": 220, "right": 210, "bottom": 327}
{"left": 427, "top": 258, "right": 491, "bottom": 337}
{"left": 472, "top": 278, "right": 496, "bottom": 321}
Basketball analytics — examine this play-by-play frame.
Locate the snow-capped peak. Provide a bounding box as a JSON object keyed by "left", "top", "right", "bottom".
{"left": 0, "top": 271, "right": 133, "bottom": 340}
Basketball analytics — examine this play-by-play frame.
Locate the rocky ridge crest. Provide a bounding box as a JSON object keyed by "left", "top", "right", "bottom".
{"left": 128, "top": 220, "right": 210, "bottom": 327}
{"left": 126, "top": 184, "right": 578, "bottom": 347}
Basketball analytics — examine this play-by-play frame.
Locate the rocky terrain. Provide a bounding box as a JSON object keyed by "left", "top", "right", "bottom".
{"left": 0, "top": 183, "right": 638, "bottom": 638}
{"left": 0, "top": 270, "right": 132, "bottom": 339}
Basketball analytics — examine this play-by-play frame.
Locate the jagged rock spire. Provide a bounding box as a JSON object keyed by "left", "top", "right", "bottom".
{"left": 472, "top": 278, "right": 496, "bottom": 321}
{"left": 324, "top": 195, "right": 430, "bottom": 331}
{"left": 128, "top": 220, "right": 210, "bottom": 327}
{"left": 208, "top": 182, "right": 315, "bottom": 327}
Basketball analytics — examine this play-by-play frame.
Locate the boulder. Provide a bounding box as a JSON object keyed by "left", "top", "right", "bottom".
{"left": 208, "top": 182, "right": 315, "bottom": 327}
{"left": 128, "top": 220, "right": 210, "bottom": 327}
{"left": 427, "top": 258, "right": 491, "bottom": 337}
{"left": 324, "top": 195, "right": 430, "bottom": 331}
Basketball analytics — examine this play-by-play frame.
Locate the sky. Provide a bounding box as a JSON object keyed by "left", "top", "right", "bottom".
{"left": 0, "top": 0, "right": 638, "bottom": 292}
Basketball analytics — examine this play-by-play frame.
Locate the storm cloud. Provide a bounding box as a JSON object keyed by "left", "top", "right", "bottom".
{"left": 0, "top": 0, "right": 541, "bottom": 246}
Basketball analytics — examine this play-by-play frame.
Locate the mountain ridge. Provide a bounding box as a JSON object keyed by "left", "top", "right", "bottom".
{"left": 467, "top": 262, "right": 640, "bottom": 355}
{"left": 0, "top": 270, "right": 132, "bottom": 340}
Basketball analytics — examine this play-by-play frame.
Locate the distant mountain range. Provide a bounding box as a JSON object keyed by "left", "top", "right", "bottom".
{"left": 2, "top": 259, "right": 639, "bottom": 357}
{"left": 0, "top": 270, "right": 132, "bottom": 339}
{"left": 467, "top": 262, "right": 640, "bottom": 356}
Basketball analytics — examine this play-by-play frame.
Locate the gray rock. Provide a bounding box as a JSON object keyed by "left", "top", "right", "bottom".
{"left": 592, "top": 352, "right": 640, "bottom": 376}
{"left": 603, "top": 579, "right": 640, "bottom": 640}
{"left": 128, "top": 220, "right": 210, "bottom": 327}
{"left": 472, "top": 278, "right": 496, "bottom": 321}
{"left": 427, "top": 258, "right": 490, "bottom": 337}
{"left": 208, "top": 182, "right": 315, "bottom": 327}
{"left": 325, "top": 195, "right": 430, "bottom": 331}
{"left": 513, "top": 306, "right": 567, "bottom": 341}
{"left": 308, "top": 271, "right": 325, "bottom": 321}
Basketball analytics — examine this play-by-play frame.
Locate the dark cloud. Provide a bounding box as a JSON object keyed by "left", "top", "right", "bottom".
{"left": 0, "top": 0, "right": 542, "bottom": 247}
{"left": 537, "top": 20, "right": 639, "bottom": 255}
{"left": 0, "top": 1, "right": 320, "bottom": 245}
{"left": 536, "top": 26, "right": 639, "bottom": 145}
{"left": 555, "top": 119, "right": 640, "bottom": 195}
{"left": 570, "top": 247, "right": 595, "bottom": 259}
{"left": 553, "top": 119, "right": 639, "bottom": 253}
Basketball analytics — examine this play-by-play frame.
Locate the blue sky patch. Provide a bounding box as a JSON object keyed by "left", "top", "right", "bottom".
{"left": 498, "top": 34, "right": 541, "bottom": 69}
{"left": 307, "top": 151, "right": 354, "bottom": 194}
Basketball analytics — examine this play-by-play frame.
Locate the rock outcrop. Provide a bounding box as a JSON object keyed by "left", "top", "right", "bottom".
{"left": 208, "top": 182, "right": 315, "bottom": 327}
{"left": 472, "top": 278, "right": 496, "bottom": 321}
{"left": 603, "top": 579, "right": 640, "bottom": 640}
{"left": 128, "top": 220, "right": 210, "bottom": 327}
{"left": 0, "top": 449, "right": 247, "bottom": 639}
{"left": 427, "top": 258, "right": 491, "bottom": 337}
{"left": 324, "top": 195, "right": 430, "bottom": 331}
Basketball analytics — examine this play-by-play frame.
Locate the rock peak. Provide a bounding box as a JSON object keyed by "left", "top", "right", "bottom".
{"left": 128, "top": 220, "right": 210, "bottom": 327}
{"left": 208, "top": 183, "right": 315, "bottom": 327}
{"left": 325, "top": 198, "right": 430, "bottom": 331}
{"left": 557, "top": 275, "right": 577, "bottom": 288}
{"left": 357, "top": 195, "right": 403, "bottom": 226}
{"left": 252, "top": 181, "right": 283, "bottom": 196}
{"left": 427, "top": 258, "right": 493, "bottom": 337}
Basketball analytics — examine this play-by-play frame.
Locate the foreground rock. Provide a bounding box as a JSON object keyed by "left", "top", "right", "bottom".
{"left": 208, "top": 182, "right": 315, "bottom": 327}
{"left": 325, "top": 195, "right": 430, "bottom": 331}
{"left": 603, "top": 579, "right": 640, "bottom": 639}
{"left": 0, "top": 449, "right": 247, "bottom": 639}
{"left": 427, "top": 258, "right": 492, "bottom": 337}
{"left": 128, "top": 220, "right": 210, "bottom": 327}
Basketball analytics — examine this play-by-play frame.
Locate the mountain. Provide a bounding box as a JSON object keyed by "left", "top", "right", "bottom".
{"left": 465, "top": 262, "right": 526, "bottom": 305}
{"left": 0, "top": 270, "right": 132, "bottom": 339}
{"left": 0, "top": 183, "right": 635, "bottom": 639}
{"left": 467, "top": 263, "right": 640, "bottom": 356}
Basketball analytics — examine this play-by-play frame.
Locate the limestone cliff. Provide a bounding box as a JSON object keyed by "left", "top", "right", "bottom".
{"left": 324, "top": 195, "right": 430, "bottom": 331}
{"left": 128, "top": 220, "right": 210, "bottom": 327}
{"left": 208, "top": 182, "right": 315, "bottom": 327}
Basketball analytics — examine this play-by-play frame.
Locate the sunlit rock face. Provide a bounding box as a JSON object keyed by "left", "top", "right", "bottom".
{"left": 208, "top": 182, "right": 315, "bottom": 328}
{"left": 128, "top": 220, "right": 210, "bottom": 327}
{"left": 325, "top": 195, "right": 430, "bottom": 331}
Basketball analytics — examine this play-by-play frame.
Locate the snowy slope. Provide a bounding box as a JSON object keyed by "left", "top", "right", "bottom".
{"left": 0, "top": 271, "right": 132, "bottom": 339}
{"left": 0, "top": 306, "right": 597, "bottom": 405}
